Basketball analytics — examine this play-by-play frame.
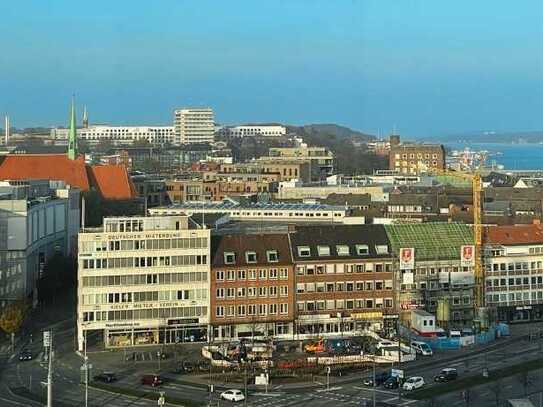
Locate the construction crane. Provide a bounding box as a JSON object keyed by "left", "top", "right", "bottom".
{"left": 414, "top": 164, "right": 486, "bottom": 325}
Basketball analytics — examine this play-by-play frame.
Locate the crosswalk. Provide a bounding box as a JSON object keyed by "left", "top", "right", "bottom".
{"left": 248, "top": 388, "right": 420, "bottom": 407}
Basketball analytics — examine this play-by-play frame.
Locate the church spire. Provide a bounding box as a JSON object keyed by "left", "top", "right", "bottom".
{"left": 68, "top": 96, "right": 78, "bottom": 160}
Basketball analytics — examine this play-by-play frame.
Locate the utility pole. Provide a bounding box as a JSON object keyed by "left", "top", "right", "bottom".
{"left": 47, "top": 331, "right": 53, "bottom": 407}
{"left": 372, "top": 355, "right": 376, "bottom": 407}
{"left": 84, "top": 329, "right": 89, "bottom": 407}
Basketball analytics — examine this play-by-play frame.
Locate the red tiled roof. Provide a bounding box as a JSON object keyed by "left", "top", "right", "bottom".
{"left": 484, "top": 224, "right": 543, "bottom": 245}
{"left": 87, "top": 165, "right": 138, "bottom": 200}
{"left": 0, "top": 154, "right": 90, "bottom": 190}
{"left": 0, "top": 154, "right": 137, "bottom": 200}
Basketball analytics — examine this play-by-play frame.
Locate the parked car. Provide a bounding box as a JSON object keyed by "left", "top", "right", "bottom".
{"left": 220, "top": 389, "right": 245, "bottom": 402}
{"left": 402, "top": 376, "right": 425, "bottom": 391}
{"left": 410, "top": 341, "right": 433, "bottom": 356}
{"left": 141, "top": 374, "right": 163, "bottom": 387}
{"left": 363, "top": 371, "right": 390, "bottom": 386}
{"left": 383, "top": 376, "right": 401, "bottom": 389}
{"left": 93, "top": 372, "right": 117, "bottom": 383}
{"left": 434, "top": 368, "right": 458, "bottom": 382}
{"left": 18, "top": 350, "right": 32, "bottom": 361}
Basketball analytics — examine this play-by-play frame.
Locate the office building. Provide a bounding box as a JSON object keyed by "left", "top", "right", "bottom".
{"left": 174, "top": 108, "right": 215, "bottom": 145}
{"left": 484, "top": 223, "right": 543, "bottom": 323}
{"left": 0, "top": 180, "right": 80, "bottom": 307}
{"left": 77, "top": 215, "right": 210, "bottom": 350}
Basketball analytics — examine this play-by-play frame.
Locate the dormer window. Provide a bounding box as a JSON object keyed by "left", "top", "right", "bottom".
{"left": 336, "top": 245, "right": 350, "bottom": 256}
{"left": 317, "top": 246, "right": 330, "bottom": 256}
{"left": 298, "top": 246, "right": 311, "bottom": 257}
{"left": 267, "top": 250, "right": 278, "bottom": 263}
{"left": 375, "top": 245, "right": 389, "bottom": 255}
{"left": 224, "top": 252, "right": 236, "bottom": 265}
{"left": 356, "top": 244, "right": 369, "bottom": 255}
{"left": 246, "top": 251, "right": 257, "bottom": 263}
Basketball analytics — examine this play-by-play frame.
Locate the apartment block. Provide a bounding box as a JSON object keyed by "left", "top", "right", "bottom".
{"left": 174, "top": 108, "right": 215, "bottom": 145}
{"left": 77, "top": 215, "right": 210, "bottom": 351}
{"left": 268, "top": 146, "right": 334, "bottom": 180}
{"left": 484, "top": 224, "right": 543, "bottom": 323}
{"left": 210, "top": 234, "right": 294, "bottom": 340}
{"left": 291, "top": 225, "right": 396, "bottom": 337}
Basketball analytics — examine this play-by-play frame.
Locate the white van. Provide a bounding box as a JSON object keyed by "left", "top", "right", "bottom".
{"left": 449, "top": 330, "right": 462, "bottom": 339}
{"left": 410, "top": 341, "right": 433, "bottom": 356}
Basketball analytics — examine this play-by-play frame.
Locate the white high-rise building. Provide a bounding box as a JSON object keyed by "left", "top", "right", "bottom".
{"left": 77, "top": 215, "right": 210, "bottom": 351}
{"left": 174, "top": 108, "right": 215, "bottom": 145}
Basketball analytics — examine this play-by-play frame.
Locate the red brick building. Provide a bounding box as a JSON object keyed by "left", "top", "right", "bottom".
{"left": 210, "top": 233, "right": 294, "bottom": 341}
{"left": 290, "top": 225, "right": 396, "bottom": 336}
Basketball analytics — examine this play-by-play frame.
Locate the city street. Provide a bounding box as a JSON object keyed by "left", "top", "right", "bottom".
{"left": 2, "top": 296, "right": 543, "bottom": 407}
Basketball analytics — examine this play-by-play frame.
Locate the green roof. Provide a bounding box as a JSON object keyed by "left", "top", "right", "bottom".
{"left": 384, "top": 223, "right": 473, "bottom": 260}
{"left": 435, "top": 175, "right": 471, "bottom": 187}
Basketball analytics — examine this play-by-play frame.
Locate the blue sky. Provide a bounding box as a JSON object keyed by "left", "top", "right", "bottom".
{"left": 1, "top": 1, "right": 543, "bottom": 137}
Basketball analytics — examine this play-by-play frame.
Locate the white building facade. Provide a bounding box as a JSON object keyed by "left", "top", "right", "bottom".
{"left": 0, "top": 180, "right": 80, "bottom": 307}
{"left": 51, "top": 125, "right": 175, "bottom": 145}
{"left": 219, "top": 125, "right": 287, "bottom": 138}
{"left": 174, "top": 108, "right": 215, "bottom": 145}
{"left": 77, "top": 215, "right": 210, "bottom": 351}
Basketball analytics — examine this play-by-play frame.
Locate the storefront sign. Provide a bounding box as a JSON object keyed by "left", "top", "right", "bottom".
{"left": 168, "top": 318, "right": 200, "bottom": 325}
{"left": 399, "top": 248, "right": 415, "bottom": 269}
{"left": 351, "top": 311, "right": 383, "bottom": 320}
{"left": 461, "top": 245, "right": 475, "bottom": 268}
{"left": 383, "top": 314, "right": 399, "bottom": 320}
{"left": 516, "top": 305, "right": 532, "bottom": 311}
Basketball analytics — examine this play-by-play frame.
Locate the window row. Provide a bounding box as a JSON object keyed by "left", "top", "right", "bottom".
{"left": 297, "top": 298, "right": 393, "bottom": 311}
{"left": 104, "top": 237, "right": 208, "bottom": 251}
{"left": 487, "top": 291, "right": 543, "bottom": 303}
{"left": 486, "top": 276, "right": 543, "bottom": 287}
{"left": 82, "top": 305, "right": 207, "bottom": 322}
{"left": 297, "top": 244, "right": 389, "bottom": 257}
{"left": 488, "top": 262, "right": 541, "bottom": 272}
{"left": 215, "top": 303, "right": 288, "bottom": 318}
{"left": 296, "top": 280, "right": 393, "bottom": 293}
{"left": 296, "top": 263, "right": 392, "bottom": 275}
{"left": 216, "top": 285, "right": 288, "bottom": 299}
{"left": 216, "top": 268, "right": 288, "bottom": 281}
{"left": 223, "top": 250, "right": 278, "bottom": 264}
{"left": 82, "top": 255, "right": 207, "bottom": 269}
{"left": 81, "top": 272, "right": 208, "bottom": 287}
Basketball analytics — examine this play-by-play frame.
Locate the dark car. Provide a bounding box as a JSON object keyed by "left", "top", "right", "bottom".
{"left": 383, "top": 376, "right": 402, "bottom": 389}
{"left": 18, "top": 350, "right": 32, "bottom": 361}
{"left": 363, "top": 371, "right": 390, "bottom": 386}
{"left": 434, "top": 368, "right": 458, "bottom": 383}
{"left": 93, "top": 372, "right": 117, "bottom": 383}
{"left": 141, "top": 374, "right": 163, "bottom": 387}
